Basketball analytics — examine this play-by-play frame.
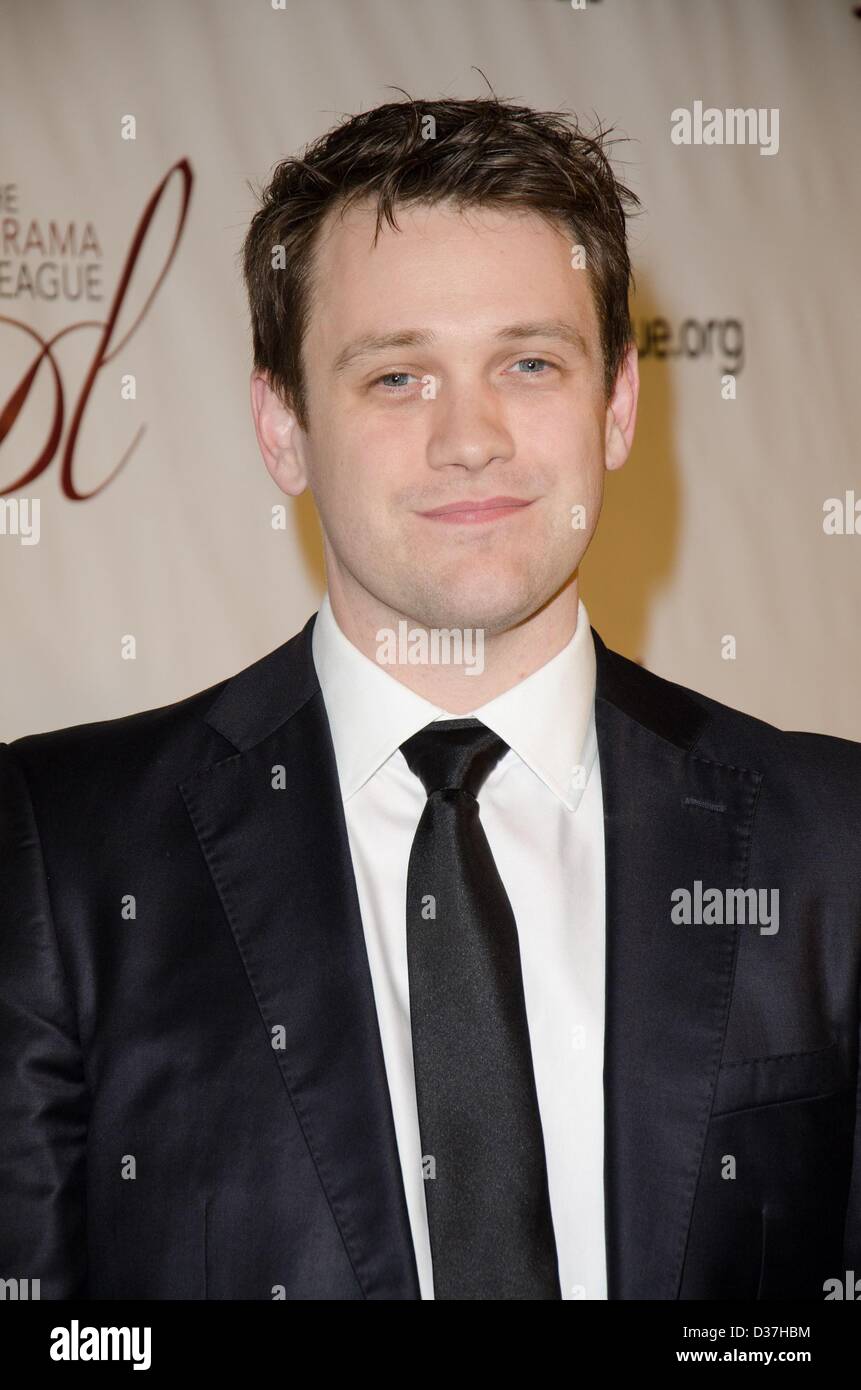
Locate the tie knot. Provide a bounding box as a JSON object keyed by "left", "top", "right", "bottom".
{"left": 399, "top": 717, "right": 509, "bottom": 799}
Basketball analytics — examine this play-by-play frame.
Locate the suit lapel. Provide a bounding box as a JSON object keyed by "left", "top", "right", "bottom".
{"left": 179, "top": 611, "right": 762, "bottom": 1302}
{"left": 593, "top": 629, "right": 762, "bottom": 1298}
{"left": 179, "top": 615, "right": 420, "bottom": 1299}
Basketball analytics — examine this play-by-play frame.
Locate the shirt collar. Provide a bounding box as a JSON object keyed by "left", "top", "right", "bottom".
{"left": 311, "top": 591, "right": 597, "bottom": 811}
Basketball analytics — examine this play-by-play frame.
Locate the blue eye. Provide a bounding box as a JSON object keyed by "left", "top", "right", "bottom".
{"left": 374, "top": 372, "right": 416, "bottom": 390}
{"left": 372, "top": 359, "right": 554, "bottom": 392}
{"left": 512, "top": 357, "right": 553, "bottom": 374}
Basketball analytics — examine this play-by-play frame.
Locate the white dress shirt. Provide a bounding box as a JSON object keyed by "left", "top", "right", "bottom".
{"left": 311, "top": 592, "right": 607, "bottom": 1299}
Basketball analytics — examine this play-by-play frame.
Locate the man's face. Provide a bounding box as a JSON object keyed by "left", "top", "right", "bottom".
{"left": 277, "top": 199, "right": 635, "bottom": 634}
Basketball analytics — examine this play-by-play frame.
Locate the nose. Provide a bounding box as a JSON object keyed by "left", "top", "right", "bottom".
{"left": 425, "top": 377, "right": 516, "bottom": 473}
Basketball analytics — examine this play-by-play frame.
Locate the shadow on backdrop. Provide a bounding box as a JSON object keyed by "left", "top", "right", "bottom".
{"left": 582, "top": 280, "right": 680, "bottom": 663}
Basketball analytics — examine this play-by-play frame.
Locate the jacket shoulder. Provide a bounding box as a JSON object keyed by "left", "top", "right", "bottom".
{"left": 1, "top": 622, "right": 307, "bottom": 801}
{"left": 596, "top": 635, "right": 861, "bottom": 776}
{"left": 4, "top": 673, "right": 233, "bottom": 779}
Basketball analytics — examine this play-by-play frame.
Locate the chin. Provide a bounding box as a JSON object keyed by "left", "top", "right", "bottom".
{"left": 412, "top": 586, "right": 537, "bottom": 636}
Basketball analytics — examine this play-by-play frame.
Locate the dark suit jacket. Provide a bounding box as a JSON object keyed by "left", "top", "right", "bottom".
{"left": 1, "top": 615, "right": 860, "bottom": 1300}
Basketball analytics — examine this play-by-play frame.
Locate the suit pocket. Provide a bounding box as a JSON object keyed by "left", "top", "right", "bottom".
{"left": 683, "top": 1085, "right": 855, "bottom": 1298}
{"left": 712, "top": 1042, "right": 852, "bottom": 1117}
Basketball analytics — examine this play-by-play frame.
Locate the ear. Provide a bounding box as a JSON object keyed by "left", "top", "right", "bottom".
{"left": 604, "top": 342, "right": 639, "bottom": 472}
{"left": 249, "top": 371, "right": 309, "bottom": 496}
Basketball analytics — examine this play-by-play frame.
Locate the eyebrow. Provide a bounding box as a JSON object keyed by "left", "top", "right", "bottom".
{"left": 330, "top": 318, "right": 591, "bottom": 375}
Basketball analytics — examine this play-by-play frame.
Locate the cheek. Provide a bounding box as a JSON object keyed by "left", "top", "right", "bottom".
{"left": 324, "top": 453, "right": 395, "bottom": 554}
{"left": 308, "top": 425, "right": 375, "bottom": 513}
{"left": 543, "top": 456, "right": 605, "bottom": 547}
{"left": 521, "top": 395, "right": 602, "bottom": 462}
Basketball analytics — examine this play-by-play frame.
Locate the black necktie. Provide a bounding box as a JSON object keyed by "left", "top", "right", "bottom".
{"left": 400, "top": 716, "right": 561, "bottom": 1299}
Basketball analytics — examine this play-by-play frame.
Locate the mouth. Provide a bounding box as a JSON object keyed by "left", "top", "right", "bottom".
{"left": 417, "top": 496, "right": 535, "bottom": 526}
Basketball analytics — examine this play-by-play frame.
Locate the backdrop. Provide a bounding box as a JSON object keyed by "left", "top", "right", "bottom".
{"left": 2, "top": 0, "right": 858, "bottom": 742}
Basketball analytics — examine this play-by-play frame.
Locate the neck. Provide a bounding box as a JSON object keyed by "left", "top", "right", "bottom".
{"left": 325, "top": 573, "right": 581, "bottom": 713}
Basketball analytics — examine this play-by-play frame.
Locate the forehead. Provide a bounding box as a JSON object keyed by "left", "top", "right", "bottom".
{"left": 305, "top": 198, "right": 600, "bottom": 352}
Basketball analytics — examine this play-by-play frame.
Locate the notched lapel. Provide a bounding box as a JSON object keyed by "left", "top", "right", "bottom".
{"left": 178, "top": 618, "right": 420, "bottom": 1299}
{"left": 593, "top": 631, "right": 762, "bottom": 1299}
{"left": 176, "top": 616, "right": 759, "bottom": 1302}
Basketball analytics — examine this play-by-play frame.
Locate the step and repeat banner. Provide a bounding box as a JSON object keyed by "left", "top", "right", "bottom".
{"left": 2, "top": 0, "right": 858, "bottom": 742}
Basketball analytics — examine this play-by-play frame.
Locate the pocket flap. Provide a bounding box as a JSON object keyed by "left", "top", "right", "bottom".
{"left": 712, "top": 1042, "right": 851, "bottom": 1116}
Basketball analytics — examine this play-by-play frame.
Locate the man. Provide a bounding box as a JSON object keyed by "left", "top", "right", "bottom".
{"left": 1, "top": 96, "right": 859, "bottom": 1301}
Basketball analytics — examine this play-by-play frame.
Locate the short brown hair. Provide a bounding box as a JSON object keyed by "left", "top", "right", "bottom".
{"left": 241, "top": 93, "right": 641, "bottom": 431}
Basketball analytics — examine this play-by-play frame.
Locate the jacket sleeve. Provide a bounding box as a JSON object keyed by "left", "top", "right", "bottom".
{"left": 847, "top": 964, "right": 861, "bottom": 1276}
{"left": 0, "top": 742, "right": 88, "bottom": 1298}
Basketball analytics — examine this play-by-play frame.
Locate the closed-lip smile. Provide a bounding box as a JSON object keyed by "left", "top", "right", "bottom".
{"left": 418, "top": 496, "right": 534, "bottom": 524}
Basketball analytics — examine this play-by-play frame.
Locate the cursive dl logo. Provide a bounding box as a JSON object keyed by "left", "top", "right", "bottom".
{"left": 1, "top": 160, "right": 193, "bottom": 501}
